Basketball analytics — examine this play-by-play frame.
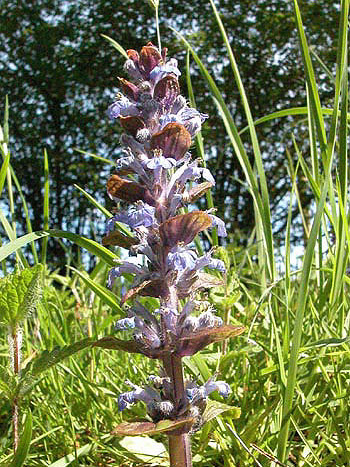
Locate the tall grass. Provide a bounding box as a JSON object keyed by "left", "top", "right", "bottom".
{"left": 0, "top": 0, "right": 350, "bottom": 465}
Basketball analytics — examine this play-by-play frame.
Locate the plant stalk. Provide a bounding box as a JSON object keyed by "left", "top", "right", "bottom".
{"left": 163, "top": 354, "right": 192, "bottom": 467}
{"left": 10, "top": 324, "right": 21, "bottom": 452}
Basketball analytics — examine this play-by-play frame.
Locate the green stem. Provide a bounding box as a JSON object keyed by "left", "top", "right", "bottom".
{"left": 155, "top": 6, "right": 161, "bottom": 53}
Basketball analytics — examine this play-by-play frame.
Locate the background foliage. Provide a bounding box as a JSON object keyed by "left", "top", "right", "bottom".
{"left": 0, "top": 0, "right": 340, "bottom": 265}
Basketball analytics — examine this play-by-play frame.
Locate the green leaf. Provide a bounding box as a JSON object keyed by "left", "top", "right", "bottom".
{"left": 0, "top": 364, "right": 16, "bottom": 401}
{"left": 100, "top": 34, "right": 128, "bottom": 59}
{"left": 119, "top": 436, "right": 168, "bottom": 465}
{"left": 0, "top": 230, "right": 117, "bottom": 265}
{"left": 20, "top": 338, "right": 93, "bottom": 386}
{"left": 41, "top": 148, "right": 50, "bottom": 264}
{"left": 0, "top": 147, "right": 10, "bottom": 198}
{"left": 202, "top": 400, "right": 241, "bottom": 426}
{"left": 74, "top": 184, "right": 112, "bottom": 219}
{"left": 48, "top": 443, "right": 93, "bottom": 467}
{"left": 0, "top": 264, "right": 43, "bottom": 327}
{"left": 70, "top": 267, "right": 122, "bottom": 314}
{"left": 9, "top": 410, "right": 32, "bottom": 467}
{"left": 304, "top": 337, "right": 350, "bottom": 349}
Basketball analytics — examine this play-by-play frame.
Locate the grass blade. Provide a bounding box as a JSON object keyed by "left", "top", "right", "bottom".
{"left": 41, "top": 149, "right": 50, "bottom": 264}
{"left": 100, "top": 34, "right": 128, "bottom": 59}
{"left": 172, "top": 28, "right": 275, "bottom": 280}
{"left": 208, "top": 0, "right": 275, "bottom": 279}
{"left": 0, "top": 230, "right": 117, "bottom": 266}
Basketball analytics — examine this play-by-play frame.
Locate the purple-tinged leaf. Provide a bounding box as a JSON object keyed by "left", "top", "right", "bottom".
{"left": 118, "top": 77, "right": 140, "bottom": 101}
{"left": 107, "top": 175, "right": 154, "bottom": 205}
{"left": 177, "top": 325, "right": 245, "bottom": 356}
{"left": 93, "top": 336, "right": 166, "bottom": 359}
{"left": 184, "top": 182, "right": 214, "bottom": 203}
{"left": 160, "top": 211, "right": 212, "bottom": 248}
{"left": 121, "top": 279, "right": 169, "bottom": 304}
{"left": 139, "top": 42, "right": 163, "bottom": 76}
{"left": 119, "top": 116, "right": 145, "bottom": 137}
{"left": 111, "top": 417, "right": 195, "bottom": 436}
{"left": 150, "top": 123, "right": 191, "bottom": 160}
{"left": 154, "top": 75, "right": 180, "bottom": 106}
{"left": 102, "top": 230, "right": 139, "bottom": 249}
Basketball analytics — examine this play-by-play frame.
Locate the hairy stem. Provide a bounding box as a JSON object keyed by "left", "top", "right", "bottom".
{"left": 10, "top": 325, "right": 21, "bottom": 452}
{"left": 168, "top": 433, "right": 192, "bottom": 467}
{"left": 163, "top": 354, "right": 192, "bottom": 467}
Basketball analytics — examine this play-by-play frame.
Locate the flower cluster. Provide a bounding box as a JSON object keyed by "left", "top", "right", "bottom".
{"left": 104, "top": 42, "right": 244, "bottom": 434}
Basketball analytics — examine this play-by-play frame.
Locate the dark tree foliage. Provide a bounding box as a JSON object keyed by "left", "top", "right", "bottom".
{"left": 0, "top": 0, "right": 338, "bottom": 265}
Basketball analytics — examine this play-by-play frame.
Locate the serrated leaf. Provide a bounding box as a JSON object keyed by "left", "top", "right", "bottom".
{"left": 0, "top": 364, "right": 17, "bottom": 401}
{"left": 9, "top": 410, "right": 32, "bottom": 467}
{"left": 0, "top": 264, "right": 43, "bottom": 327}
{"left": 202, "top": 400, "right": 241, "bottom": 426}
{"left": 19, "top": 338, "right": 93, "bottom": 396}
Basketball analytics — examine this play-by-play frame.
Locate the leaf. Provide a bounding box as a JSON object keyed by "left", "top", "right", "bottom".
{"left": 74, "top": 184, "right": 112, "bottom": 219}
{"left": 19, "top": 338, "right": 93, "bottom": 396}
{"left": 9, "top": 410, "right": 32, "bottom": 467}
{"left": 119, "top": 436, "right": 168, "bottom": 465}
{"left": 121, "top": 279, "right": 168, "bottom": 304}
{"left": 100, "top": 34, "right": 128, "bottom": 59}
{"left": 159, "top": 211, "right": 212, "bottom": 248}
{"left": 0, "top": 364, "right": 17, "bottom": 401}
{"left": 304, "top": 337, "right": 350, "bottom": 349}
{"left": 69, "top": 267, "right": 122, "bottom": 313}
{"left": 150, "top": 122, "right": 191, "bottom": 160}
{"left": 201, "top": 400, "right": 241, "bottom": 426}
{"left": 0, "top": 264, "right": 43, "bottom": 327}
{"left": 113, "top": 417, "right": 194, "bottom": 436}
{"left": 107, "top": 174, "right": 154, "bottom": 205}
{"left": 177, "top": 325, "right": 245, "bottom": 356}
{"left": 102, "top": 230, "right": 139, "bottom": 249}
{"left": 0, "top": 230, "right": 117, "bottom": 265}
{"left": 0, "top": 146, "right": 10, "bottom": 198}
{"left": 47, "top": 443, "right": 93, "bottom": 467}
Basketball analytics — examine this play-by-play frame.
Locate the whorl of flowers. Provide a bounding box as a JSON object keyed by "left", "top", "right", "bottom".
{"left": 104, "top": 42, "right": 244, "bottom": 434}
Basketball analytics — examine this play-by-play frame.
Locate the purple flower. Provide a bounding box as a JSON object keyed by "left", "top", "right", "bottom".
{"left": 167, "top": 162, "right": 215, "bottom": 198}
{"left": 118, "top": 380, "right": 161, "bottom": 411}
{"left": 149, "top": 59, "right": 181, "bottom": 82}
{"left": 108, "top": 262, "right": 144, "bottom": 287}
{"left": 209, "top": 215, "right": 227, "bottom": 237}
{"left": 181, "top": 310, "right": 222, "bottom": 335}
{"left": 186, "top": 378, "right": 231, "bottom": 403}
{"left": 114, "top": 155, "right": 148, "bottom": 181}
{"left": 167, "top": 246, "right": 197, "bottom": 271}
{"left": 178, "top": 107, "right": 208, "bottom": 137}
{"left": 193, "top": 251, "right": 226, "bottom": 273}
{"left": 115, "top": 316, "right": 136, "bottom": 330}
{"left": 106, "top": 44, "right": 237, "bottom": 427}
{"left": 107, "top": 94, "right": 139, "bottom": 120}
{"left": 158, "top": 107, "right": 207, "bottom": 137}
{"left": 107, "top": 204, "right": 156, "bottom": 232}
{"left": 145, "top": 156, "right": 177, "bottom": 170}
